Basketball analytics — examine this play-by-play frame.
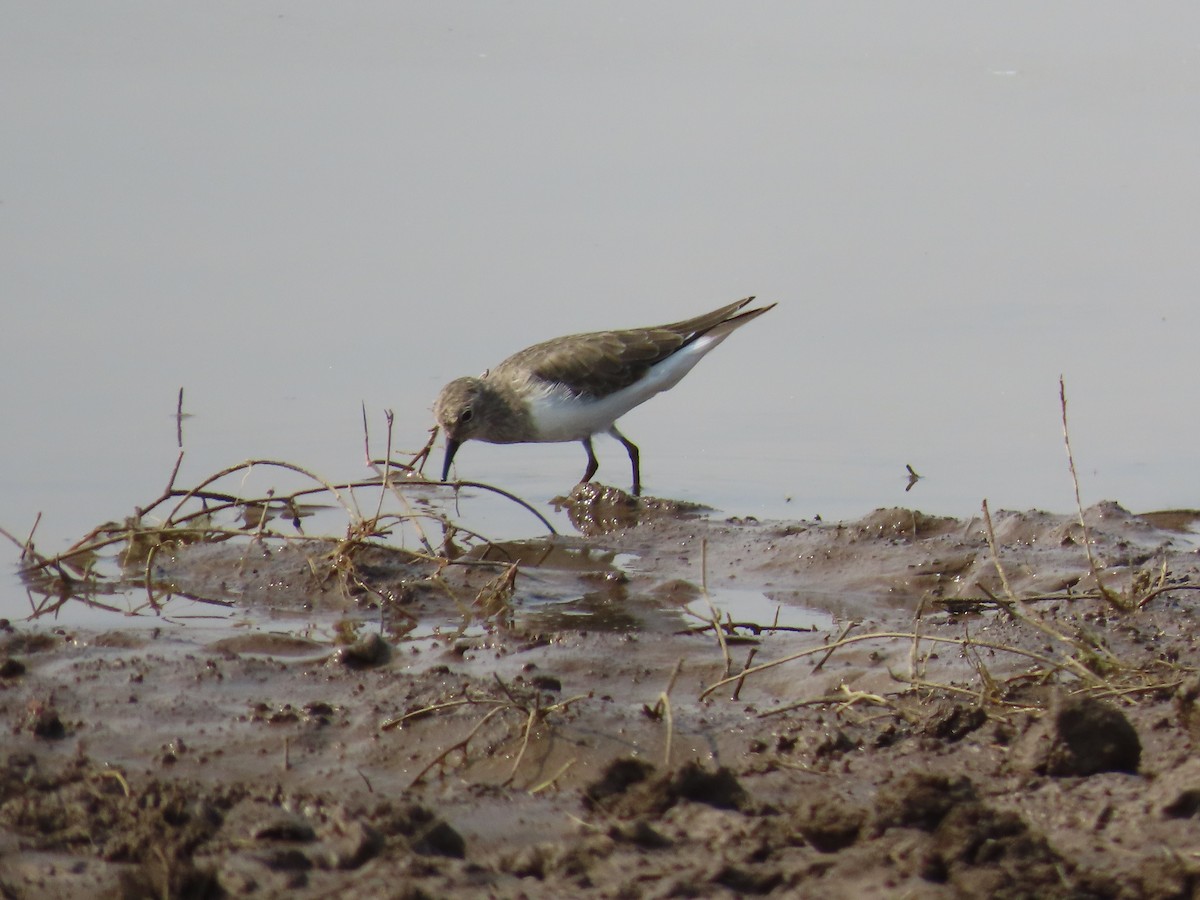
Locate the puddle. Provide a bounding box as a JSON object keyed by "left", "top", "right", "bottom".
{"left": 687, "top": 586, "right": 832, "bottom": 633}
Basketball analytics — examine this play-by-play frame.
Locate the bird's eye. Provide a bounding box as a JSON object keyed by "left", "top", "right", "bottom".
{"left": 460, "top": 408, "right": 474, "bottom": 424}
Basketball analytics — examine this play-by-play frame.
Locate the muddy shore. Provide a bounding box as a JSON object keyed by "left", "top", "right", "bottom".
{"left": 3, "top": 493, "right": 1200, "bottom": 898}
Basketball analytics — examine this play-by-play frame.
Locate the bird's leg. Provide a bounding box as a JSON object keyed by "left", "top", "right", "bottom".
{"left": 580, "top": 437, "right": 600, "bottom": 485}
{"left": 608, "top": 426, "right": 641, "bottom": 496}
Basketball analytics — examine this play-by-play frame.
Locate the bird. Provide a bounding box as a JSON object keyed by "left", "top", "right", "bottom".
{"left": 433, "top": 296, "right": 775, "bottom": 496}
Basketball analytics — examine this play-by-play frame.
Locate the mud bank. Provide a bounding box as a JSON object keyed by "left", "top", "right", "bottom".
{"left": 3, "top": 497, "right": 1200, "bottom": 897}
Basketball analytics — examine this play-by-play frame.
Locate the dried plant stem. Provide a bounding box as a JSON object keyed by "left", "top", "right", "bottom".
{"left": 699, "top": 630, "right": 1090, "bottom": 701}
{"left": 14, "top": 391, "right": 560, "bottom": 624}
{"left": 368, "top": 409, "right": 441, "bottom": 557}
{"left": 381, "top": 698, "right": 483, "bottom": 731}
{"left": 504, "top": 704, "right": 541, "bottom": 786}
{"left": 699, "top": 539, "right": 732, "bottom": 676}
{"left": 980, "top": 499, "right": 1112, "bottom": 680}
{"left": 1139, "top": 583, "right": 1200, "bottom": 609}
{"left": 408, "top": 706, "right": 508, "bottom": 787}
{"left": 732, "top": 648, "right": 758, "bottom": 701}
{"left": 528, "top": 758, "right": 577, "bottom": 795}
{"left": 660, "top": 658, "right": 686, "bottom": 765}
{"left": 679, "top": 619, "right": 815, "bottom": 637}
{"left": 442, "top": 481, "right": 559, "bottom": 535}
{"left": 163, "top": 459, "right": 353, "bottom": 526}
{"left": 760, "top": 684, "right": 891, "bottom": 718}
{"left": 1060, "top": 376, "right": 1128, "bottom": 611}
{"left": 980, "top": 499, "right": 1017, "bottom": 599}
{"left": 909, "top": 596, "right": 928, "bottom": 682}
{"left": 812, "top": 620, "right": 859, "bottom": 673}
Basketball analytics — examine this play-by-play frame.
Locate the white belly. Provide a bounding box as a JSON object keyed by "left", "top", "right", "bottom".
{"left": 524, "top": 333, "right": 722, "bottom": 442}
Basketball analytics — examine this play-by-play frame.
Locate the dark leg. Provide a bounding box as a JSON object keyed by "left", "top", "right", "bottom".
{"left": 580, "top": 437, "right": 600, "bottom": 484}
{"left": 608, "top": 426, "right": 641, "bottom": 496}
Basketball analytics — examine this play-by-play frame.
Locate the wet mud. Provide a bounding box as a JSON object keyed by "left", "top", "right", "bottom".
{"left": 4, "top": 494, "right": 1200, "bottom": 897}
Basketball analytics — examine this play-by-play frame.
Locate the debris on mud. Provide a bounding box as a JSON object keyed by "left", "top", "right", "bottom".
{"left": 552, "top": 481, "right": 708, "bottom": 536}
{"left": 6, "top": 437, "right": 1200, "bottom": 896}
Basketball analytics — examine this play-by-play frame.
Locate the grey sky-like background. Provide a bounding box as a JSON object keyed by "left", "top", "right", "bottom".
{"left": 4, "top": 4, "right": 1199, "bottom": 579}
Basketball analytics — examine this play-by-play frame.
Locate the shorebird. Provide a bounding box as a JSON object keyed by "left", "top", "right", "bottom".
{"left": 434, "top": 296, "right": 775, "bottom": 495}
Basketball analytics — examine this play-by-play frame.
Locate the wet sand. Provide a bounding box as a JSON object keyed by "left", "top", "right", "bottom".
{"left": 3, "top": 493, "right": 1200, "bottom": 897}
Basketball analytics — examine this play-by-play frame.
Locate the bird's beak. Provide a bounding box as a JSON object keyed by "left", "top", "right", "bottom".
{"left": 441, "top": 438, "right": 461, "bottom": 482}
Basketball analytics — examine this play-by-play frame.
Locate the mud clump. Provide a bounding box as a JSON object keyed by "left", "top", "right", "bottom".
{"left": 0, "top": 755, "right": 466, "bottom": 898}
{"left": 582, "top": 757, "right": 656, "bottom": 810}
{"left": 1013, "top": 694, "right": 1142, "bottom": 776}
{"left": 332, "top": 631, "right": 390, "bottom": 668}
{"left": 0, "top": 760, "right": 225, "bottom": 896}
{"left": 921, "top": 802, "right": 1072, "bottom": 898}
{"left": 871, "top": 772, "right": 979, "bottom": 833}
{"left": 870, "top": 773, "right": 1074, "bottom": 897}
{"left": 789, "top": 794, "right": 867, "bottom": 852}
{"left": 21, "top": 698, "right": 66, "bottom": 739}
{"left": 584, "top": 758, "right": 749, "bottom": 818}
{"left": 552, "top": 482, "right": 705, "bottom": 535}
{"left": 849, "top": 507, "right": 960, "bottom": 541}
{"left": 923, "top": 701, "right": 988, "bottom": 742}
{"left": 377, "top": 802, "right": 466, "bottom": 859}
{"left": 1173, "top": 676, "right": 1200, "bottom": 741}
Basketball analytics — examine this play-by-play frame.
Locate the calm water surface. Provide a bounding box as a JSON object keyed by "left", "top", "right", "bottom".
{"left": 3, "top": 4, "right": 1198, "bottom": 622}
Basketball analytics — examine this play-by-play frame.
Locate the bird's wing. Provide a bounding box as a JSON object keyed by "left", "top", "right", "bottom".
{"left": 494, "top": 328, "right": 688, "bottom": 398}
{"left": 491, "top": 297, "right": 763, "bottom": 398}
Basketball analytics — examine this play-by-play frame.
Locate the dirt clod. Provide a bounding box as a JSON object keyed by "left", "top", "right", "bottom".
{"left": 586, "top": 760, "right": 749, "bottom": 819}
{"left": 791, "top": 795, "right": 867, "bottom": 852}
{"left": 334, "top": 631, "right": 390, "bottom": 668}
{"left": 583, "top": 757, "right": 656, "bottom": 810}
{"left": 923, "top": 701, "right": 988, "bottom": 742}
{"left": 925, "top": 802, "right": 1071, "bottom": 898}
{"left": 1013, "top": 694, "right": 1142, "bottom": 776}
{"left": 21, "top": 699, "right": 65, "bottom": 739}
{"left": 872, "top": 772, "right": 978, "bottom": 833}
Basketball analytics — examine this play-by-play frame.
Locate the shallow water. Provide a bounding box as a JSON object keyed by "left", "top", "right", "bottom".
{"left": 4, "top": 4, "right": 1199, "bottom": 624}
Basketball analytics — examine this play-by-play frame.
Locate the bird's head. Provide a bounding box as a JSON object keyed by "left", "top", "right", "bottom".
{"left": 433, "top": 376, "right": 486, "bottom": 481}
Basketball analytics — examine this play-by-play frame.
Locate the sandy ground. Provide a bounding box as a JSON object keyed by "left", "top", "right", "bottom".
{"left": 4, "top": 490, "right": 1200, "bottom": 898}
